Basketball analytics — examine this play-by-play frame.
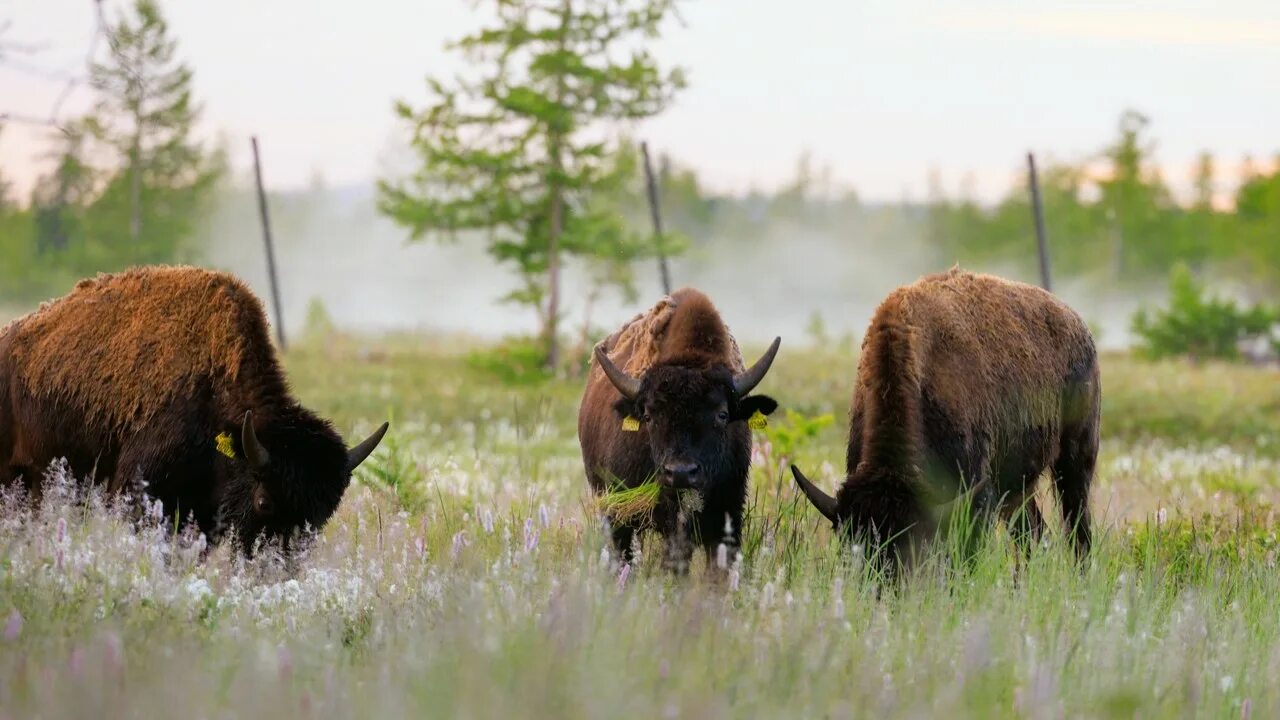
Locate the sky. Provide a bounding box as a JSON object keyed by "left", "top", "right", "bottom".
{"left": 2, "top": 0, "right": 1279, "bottom": 203}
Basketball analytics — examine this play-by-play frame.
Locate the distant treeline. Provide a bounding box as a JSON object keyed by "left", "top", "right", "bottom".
{"left": 2, "top": 7, "right": 1277, "bottom": 310}
{"left": 0, "top": 0, "right": 221, "bottom": 305}
{"left": 927, "top": 111, "right": 1280, "bottom": 293}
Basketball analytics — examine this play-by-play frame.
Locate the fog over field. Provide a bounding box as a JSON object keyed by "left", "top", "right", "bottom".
{"left": 200, "top": 181, "right": 1151, "bottom": 351}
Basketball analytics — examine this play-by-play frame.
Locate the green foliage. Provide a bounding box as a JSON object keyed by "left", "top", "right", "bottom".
{"left": 1132, "top": 264, "right": 1275, "bottom": 361}
{"left": 379, "top": 0, "right": 686, "bottom": 367}
{"left": 0, "top": 0, "right": 221, "bottom": 305}
{"left": 927, "top": 110, "right": 1280, "bottom": 289}
{"left": 464, "top": 336, "right": 554, "bottom": 386}
{"left": 761, "top": 408, "right": 836, "bottom": 461}
{"left": 300, "top": 297, "right": 335, "bottom": 345}
{"left": 356, "top": 420, "right": 427, "bottom": 513}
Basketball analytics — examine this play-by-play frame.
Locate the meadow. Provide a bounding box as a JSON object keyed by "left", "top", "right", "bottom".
{"left": 3, "top": 334, "right": 1280, "bottom": 718}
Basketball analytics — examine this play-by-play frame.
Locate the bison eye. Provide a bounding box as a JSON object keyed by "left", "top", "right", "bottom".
{"left": 716, "top": 410, "right": 730, "bottom": 423}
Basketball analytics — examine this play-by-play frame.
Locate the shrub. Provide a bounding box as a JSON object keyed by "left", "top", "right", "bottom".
{"left": 1131, "top": 263, "right": 1275, "bottom": 361}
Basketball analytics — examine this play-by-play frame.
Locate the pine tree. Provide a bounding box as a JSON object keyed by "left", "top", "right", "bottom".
{"left": 85, "top": 0, "right": 219, "bottom": 262}
{"left": 379, "top": 0, "right": 685, "bottom": 368}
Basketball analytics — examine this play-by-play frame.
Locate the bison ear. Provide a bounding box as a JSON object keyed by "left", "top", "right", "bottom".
{"left": 611, "top": 395, "right": 641, "bottom": 421}
{"left": 732, "top": 394, "right": 778, "bottom": 422}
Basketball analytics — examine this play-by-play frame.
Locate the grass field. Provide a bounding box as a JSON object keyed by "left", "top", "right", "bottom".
{"left": 3, "top": 335, "right": 1280, "bottom": 718}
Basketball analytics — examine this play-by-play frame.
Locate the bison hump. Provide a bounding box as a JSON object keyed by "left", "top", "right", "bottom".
{"left": 593, "top": 292, "right": 745, "bottom": 377}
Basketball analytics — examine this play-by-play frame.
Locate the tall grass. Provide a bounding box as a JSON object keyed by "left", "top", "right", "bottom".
{"left": 1, "top": 338, "right": 1278, "bottom": 717}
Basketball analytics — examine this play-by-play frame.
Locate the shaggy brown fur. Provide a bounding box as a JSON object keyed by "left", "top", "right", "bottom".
{"left": 578, "top": 288, "right": 777, "bottom": 573}
{"left": 594, "top": 292, "right": 746, "bottom": 377}
{"left": 792, "top": 268, "right": 1099, "bottom": 567}
{"left": 9, "top": 266, "right": 284, "bottom": 433}
{"left": 0, "top": 266, "right": 388, "bottom": 553}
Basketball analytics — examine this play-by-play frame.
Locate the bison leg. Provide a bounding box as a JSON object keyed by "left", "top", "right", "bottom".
{"left": 609, "top": 521, "right": 637, "bottom": 565}
{"left": 1003, "top": 491, "right": 1045, "bottom": 552}
{"left": 1052, "top": 438, "right": 1095, "bottom": 559}
{"left": 1054, "top": 369, "right": 1099, "bottom": 560}
{"left": 661, "top": 513, "right": 695, "bottom": 576}
{"left": 699, "top": 510, "right": 743, "bottom": 583}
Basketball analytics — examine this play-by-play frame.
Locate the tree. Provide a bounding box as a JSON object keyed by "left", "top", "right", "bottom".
{"left": 30, "top": 125, "right": 94, "bottom": 256}
{"left": 380, "top": 0, "right": 686, "bottom": 368}
{"left": 1097, "top": 110, "right": 1178, "bottom": 275}
{"left": 85, "top": 0, "right": 219, "bottom": 262}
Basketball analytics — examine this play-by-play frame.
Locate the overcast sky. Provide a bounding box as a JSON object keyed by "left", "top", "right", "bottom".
{"left": 2, "top": 0, "right": 1278, "bottom": 203}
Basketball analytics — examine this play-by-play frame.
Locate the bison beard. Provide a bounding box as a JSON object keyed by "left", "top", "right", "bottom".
{"left": 578, "top": 288, "right": 780, "bottom": 576}
{"left": 0, "top": 266, "right": 388, "bottom": 554}
{"left": 792, "top": 268, "right": 1100, "bottom": 574}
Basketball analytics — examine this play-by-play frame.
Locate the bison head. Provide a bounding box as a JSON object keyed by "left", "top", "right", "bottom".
{"left": 221, "top": 411, "right": 388, "bottom": 553}
{"left": 595, "top": 338, "right": 780, "bottom": 491}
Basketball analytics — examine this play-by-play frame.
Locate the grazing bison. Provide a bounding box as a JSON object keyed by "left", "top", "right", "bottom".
{"left": 791, "top": 269, "right": 1099, "bottom": 568}
{"left": 0, "top": 266, "right": 388, "bottom": 552}
{"left": 579, "top": 289, "right": 780, "bottom": 573}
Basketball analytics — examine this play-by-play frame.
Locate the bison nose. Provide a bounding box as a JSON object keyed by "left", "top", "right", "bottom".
{"left": 661, "top": 462, "right": 701, "bottom": 489}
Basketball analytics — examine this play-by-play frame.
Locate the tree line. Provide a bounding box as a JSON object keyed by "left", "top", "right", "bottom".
{"left": 0, "top": 0, "right": 221, "bottom": 303}
{"left": 3, "top": 1, "right": 1279, "bottom": 366}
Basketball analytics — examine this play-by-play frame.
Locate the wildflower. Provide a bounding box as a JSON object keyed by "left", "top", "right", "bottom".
{"left": 760, "top": 581, "right": 775, "bottom": 610}
{"left": 538, "top": 503, "right": 551, "bottom": 529}
{"left": 4, "top": 610, "right": 22, "bottom": 641}
{"left": 1157, "top": 507, "right": 1168, "bottom": 525}
{"left": 617, "top": 563, "right": 631, "bottom": 591}
{"left": 480, "top": 507, "right": 495, "bottom": 534}
{"left": 524, "top": 518, "right": 539, "bottom": 553}
{"left": 450, "top": 531, "right": 469, "bottom": 561}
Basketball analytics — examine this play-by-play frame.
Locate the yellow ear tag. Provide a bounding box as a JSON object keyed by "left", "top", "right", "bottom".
{"left": 621, "top": 416, "right": 641, "bottom": 432}
{"left": 748, "top": 410, "right": 768, "bottom": 430}
{"left": 215, "top": 432, "right": 237, "bottom": 459}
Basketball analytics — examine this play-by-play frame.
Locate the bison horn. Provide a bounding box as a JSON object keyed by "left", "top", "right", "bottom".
{"left": 346, "top": 421, "right": 390, "bottom": 473}
{"left": 241, "top": 411, "right": 270, "bottom": 468}
{"left": 594, "top": 346, "right": 641, "bottom": 400}
{"left": 791, "top": 464, "right": 838, "bottom": 522}
{"left": 733, "top": 337, "right": 781, "bottom": 396}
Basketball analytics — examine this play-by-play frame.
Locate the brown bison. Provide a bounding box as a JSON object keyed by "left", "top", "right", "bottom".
{"left": 0, "top": 266, "right": 388, "bottom": 552}
{"left": 579, "top": 289, "right": 780, "bottom": 572}
{"left": 791, "top": 269, "right": 1099, "bottom": 568}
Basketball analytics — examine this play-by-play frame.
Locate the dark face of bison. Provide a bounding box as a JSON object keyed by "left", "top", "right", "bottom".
{"left": 220, "top": 412, "right": 388, "bottom": 553}
{"left": 596, "top": 338, "right": 781, "bottom": 491}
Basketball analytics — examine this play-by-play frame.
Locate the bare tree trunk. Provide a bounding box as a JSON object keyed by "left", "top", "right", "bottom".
{"left": 129, "top": 135, "right": 141, "bottom": 241}
{"left": 543, "top": 0, "right": 570, "bottom": 372}
{"left": 546, "top": 181, "right": 562, "bottom": 370}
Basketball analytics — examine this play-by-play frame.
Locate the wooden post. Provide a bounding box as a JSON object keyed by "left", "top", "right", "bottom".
{"left": 641, "top": 141, "right": 672, "bottom": 295}
{"left": 251, "top": 136, "right": 287, "bottom": 350}
{"left": 1027, "top": 152, "right": 1052, "bottom": 292}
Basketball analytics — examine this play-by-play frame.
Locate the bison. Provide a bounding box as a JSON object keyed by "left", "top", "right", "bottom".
{"left": 791, "top": 269, "right": 1099, "bottom": 569}
{"left": 0, "top": 266, "right": 388, "bottom": 552}
{"left": 579, "top": 289, "right": 780, "bottom": 573}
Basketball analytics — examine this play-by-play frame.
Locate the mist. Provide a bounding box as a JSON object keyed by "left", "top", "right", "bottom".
{"left": 196, "top": 177, "right": 1149, "bottom": 352}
